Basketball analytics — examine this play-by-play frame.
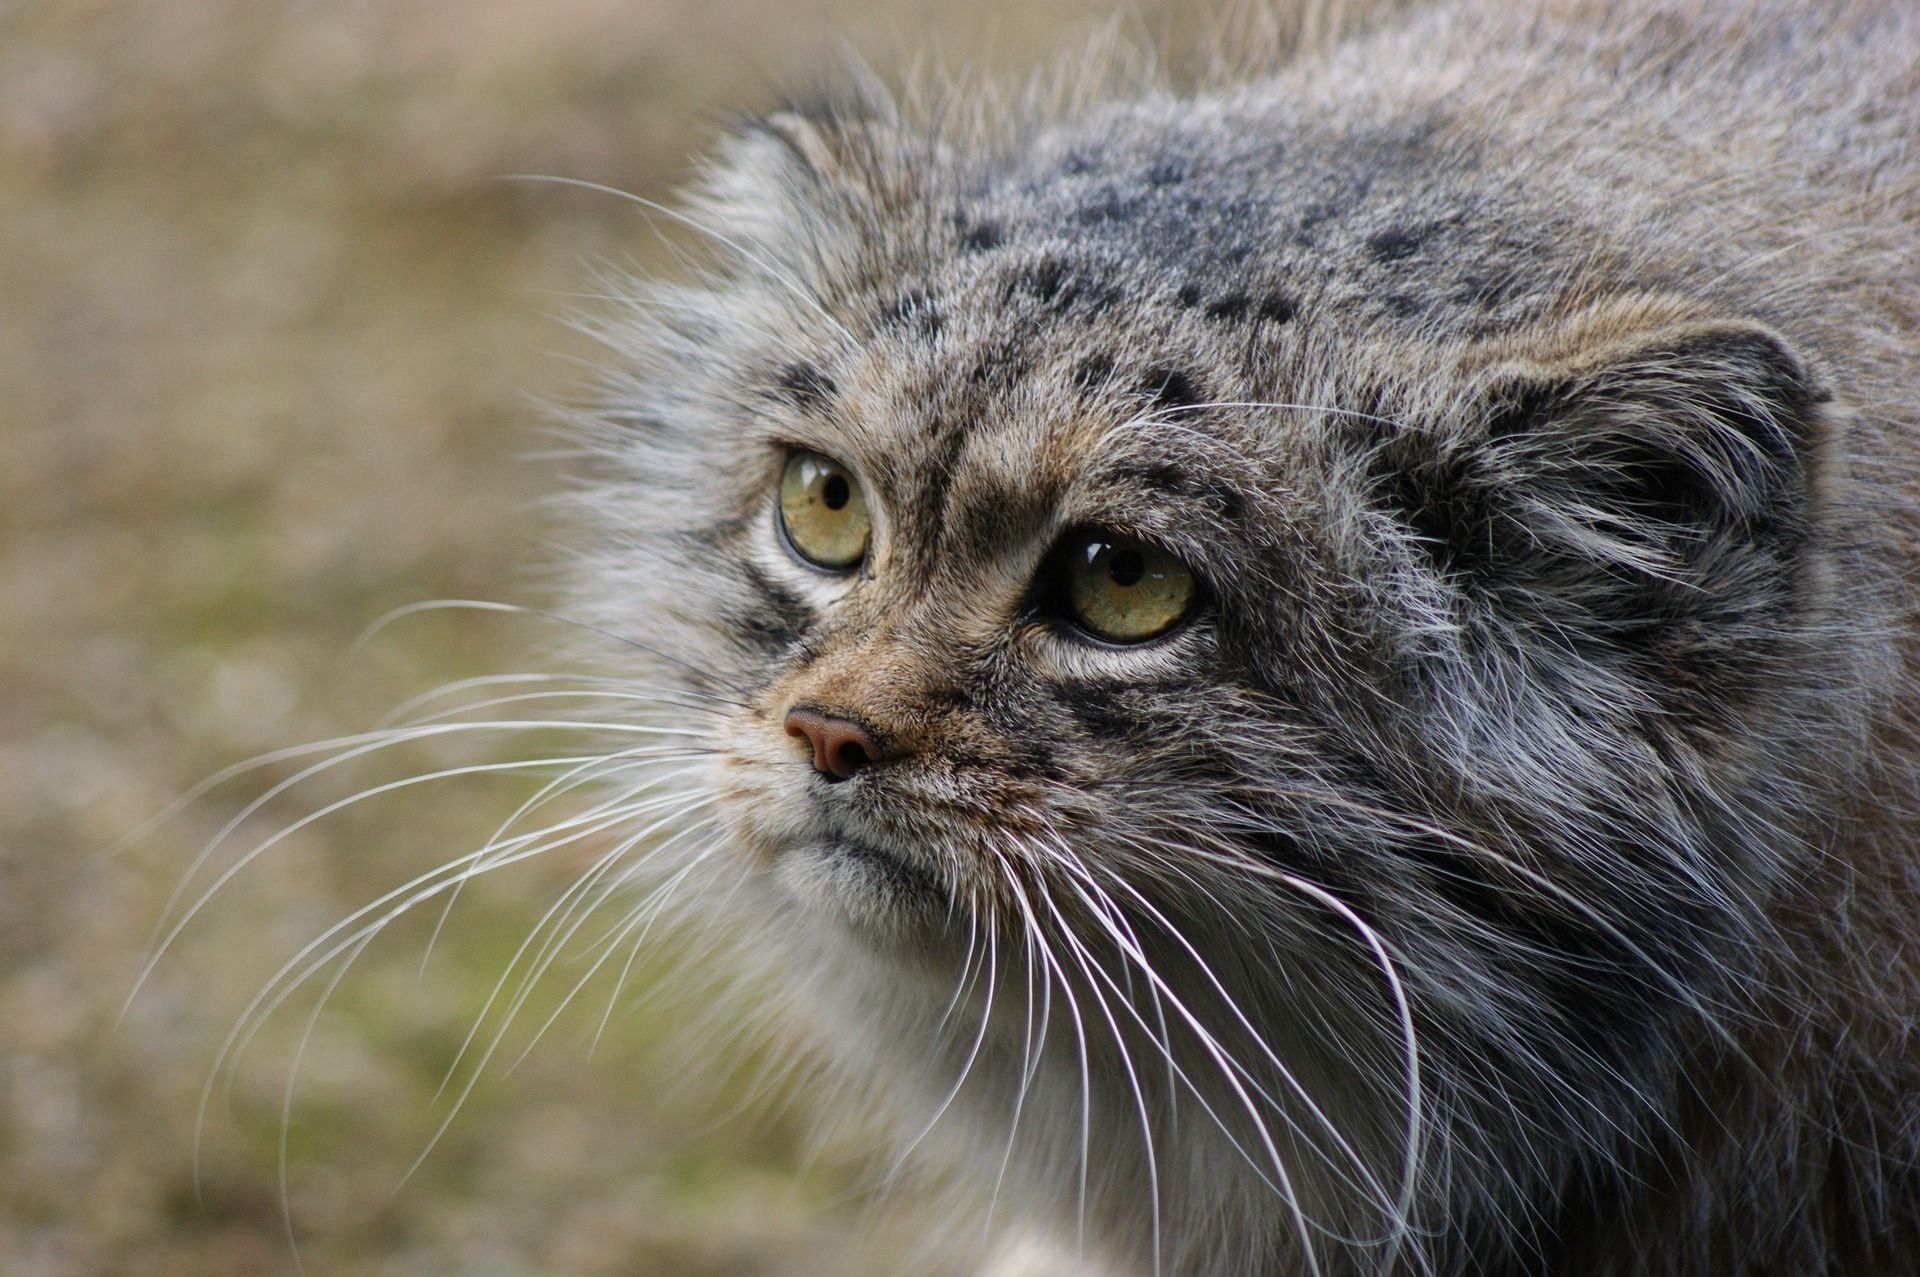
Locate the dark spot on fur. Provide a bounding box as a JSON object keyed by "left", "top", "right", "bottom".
{"left": 1060, "top": 149, "right": 1098, "bottom": 175}
{"left": 1484, "top": 386, "right": 1560, "bottom": 441}
{"left": 1006, "top": 257, "right": 1119, "bottom": 315}
{"left": 1014, "top": 258, "right": 1066, "bottom": 304}
{"left": 775, "top": 362, "right": 835, "bottom": 412}
{"left": 1076, "top": 187, "right": 1137, "bottom": 225}
{"left": 1144, "top": 159, "right": 1187, "bottom": 187}
{"left": 1257, "top": 293, "right": 1298, "bottom": 324}
{"left": 968, "top": 335, "right": 1032, "bottom": 387}
{"left": 1047, "top": 679, "right": 1190, "bottom": 739}
{"left": 959, "top": 219, "right": 1005, "bottom": 251}
{"left": 1205, "top": 293, "right": 1251, "bottom": 321}
{"left": 1362, "top": 434, "right": 1496, "bottom": 583}
{"left": 1129, "top": 460, "right": 1189, "bottom": 491}
{"left": 1176, "top": 283, "right": 1203, "bottom": 308}
{"left": 1112, "top": 459, "right": 1246, "bottom": 519}
{"left": 1452, "top": 274, "right": 1510, "bottom": 313}
{"left": 1298, "top": 202, "right": 1336, "bottom": 231}
{"left": 1142, "top": 367, "right": 1203, "bottom": 413}
{"left": 1381, "top": 291, "right": 1427, "bottom": 320}
{"left": 878, "top": 290, "right": 942, "bottom": 336}
{"left": 1367, "top": 226, "right": 1425, "bottom": 262}
{"left": 1072, "top": 354, "right": 1115, "bottom": 391}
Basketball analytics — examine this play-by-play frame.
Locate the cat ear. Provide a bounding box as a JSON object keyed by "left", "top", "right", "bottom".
{"left": 1397, "top": 300, "right": 1838, "bottom": 687}
{"left": 697, "top": 80, "right": 908, "bottom": 256}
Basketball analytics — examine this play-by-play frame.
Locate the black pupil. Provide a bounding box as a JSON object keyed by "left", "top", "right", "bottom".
{"left": 821, "top": 473, "right": 850, "bottom": 510}
{"left": 1107, "top": 546, "right": 1145, "bottom": 588}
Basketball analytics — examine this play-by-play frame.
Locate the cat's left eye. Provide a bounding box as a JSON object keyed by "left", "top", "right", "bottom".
{"left": 778, "top": 450, "right": 871, "bottom": 570}
{"left": 1045, "top": 530, "right": 1198, "bottom": 644}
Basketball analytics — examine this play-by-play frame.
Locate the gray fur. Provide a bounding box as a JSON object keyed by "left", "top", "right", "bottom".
{"left": 562, "top": 1, "right": 1920, "bottom": 1273}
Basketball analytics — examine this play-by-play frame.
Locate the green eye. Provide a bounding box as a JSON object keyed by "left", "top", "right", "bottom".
{"left": 1055, "top": 531, "right": 1197, "bottom": 644}
{"left": 778, "top": 451, "right": 870, "bottom": 569}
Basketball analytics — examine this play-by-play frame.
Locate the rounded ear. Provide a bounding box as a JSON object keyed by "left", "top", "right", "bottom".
{"left": 693, "top": 111, "right": 854, "bottom": 254}
{"left": 691, "top": 93, "right": 928, "bottom": 278}
{"left": 1375, "top": 300, "right": 1839, "bottom": 699}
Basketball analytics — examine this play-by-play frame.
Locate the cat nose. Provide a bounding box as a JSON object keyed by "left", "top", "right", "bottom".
{"left": 784, "top": 708, "right": 885, "bottom": 782}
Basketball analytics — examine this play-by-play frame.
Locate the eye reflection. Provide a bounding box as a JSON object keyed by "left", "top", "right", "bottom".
{"left": 1052, "top": 530, "right": 1197, "bottom": 643}
{"left": 778, "top": 451, "right": 870, "bottom": 569}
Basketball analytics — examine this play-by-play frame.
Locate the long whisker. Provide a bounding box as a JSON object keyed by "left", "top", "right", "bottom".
{"left": 354, "top": 598, "right": 754, "bottom": 700}
{"left": 505, "top": 815, "right": 726, "bottom": 1072}
{"left": 1035, "top": 843, "right": 1329, "bottom": 1273}
{"left": 427, "top": 783, "right": 712, "bottom": 1098}
{"left": 193, "top": 774, "right": 695, "bottom": 1188}
{"left": 498, "top": 174, "right": 862, "bottom": 350}
{"left": 134, "top": 740, "right": 699, "bottom": 1014}
{"left": 417, "top": 742, "right": 712, "bottom": 976}
{"left": 991, "top": 849, "right": 1096, "bottom": 1253}
{"left": 1016, "top": 839, "right": 1165, "bottom": 1277}
{"left": 377, "top": 672, "right": 739, "bottom": 728}
{"left": 883, "top": 891, "right": 999, "bottom": 1183}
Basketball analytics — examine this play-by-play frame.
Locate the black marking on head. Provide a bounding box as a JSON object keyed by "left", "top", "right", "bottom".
{"left": 914, "top": 422, "right": 971, "bottom": 533}
{"left": 1144, "top": 159, "right": 1187, "bottom": 187}
{"left": 1013, "top": 258, "right": 1067, "bottom": 304}
{"left": 1257, "top": 292, "right": 1298, "bottom": 325}
{"left": 1076, "top": 187, "right": 1138, "bottom": 226}
{"left": 1005, "top": 256, "right": 1118, "bottom": 315}
{"left": 1298, "top": 202, "right": 1336, "bottom": 232}
{"left": 775, "top": 362, "right": 836, "bottom": 412}
{"left": 1366, "top": 445, "right": 1493, "bottom": 582}
{"left": 1204, "top": 293, "right": 1251, "bottom": 321}
{"left": 878, "top": 290, "right": 942, "bottom": 337}
{"left": 1366, "top": 226, "right": 1426, "bottom": 263}
{"left": 970, "top": 335, "right": 1034, "bottom": 388}
{"left": 1044, "top": 678, "right": 1195, "bottom": 741}
{"left": 1382, "top": 292, "right": 1427, "bottom": 320}
{"left": 958, "top": 218, "right": 1005, "bottom": 251}
{"left": 1112, "top": 459, "right": 1247, "bottom": 520}
{"left": 732, "top": 561, "right": 814, "bottom": 652}
{"left": 1072, "top": 354, "right": 1116, "bottom": 391}
{"left": 1142, "top": 367, "right": 1204, "bottom": 413}
{"left": 1453, "top": 274, "right": 1510, "bottom": 314}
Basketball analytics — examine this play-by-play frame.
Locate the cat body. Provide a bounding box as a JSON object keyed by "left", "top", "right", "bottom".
{"left": 569, "top": 1, "right": 1920, "bottom": 1272}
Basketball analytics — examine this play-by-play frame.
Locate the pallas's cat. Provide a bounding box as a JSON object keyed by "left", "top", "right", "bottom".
{"left": 213, "top": 0, "right": 1920, "bottom": 1273}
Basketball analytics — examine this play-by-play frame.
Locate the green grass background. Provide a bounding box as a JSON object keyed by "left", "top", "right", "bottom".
{"left": 0, "top": 1, "right": 1206, "bottom": 1273}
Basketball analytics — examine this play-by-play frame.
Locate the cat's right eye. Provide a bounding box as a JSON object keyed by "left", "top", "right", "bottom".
{"left": 778, "top": 450, "right": 871, "bottom": 570}
{"left": 1044, "top": 529, "right": 1198, "bottom": 644}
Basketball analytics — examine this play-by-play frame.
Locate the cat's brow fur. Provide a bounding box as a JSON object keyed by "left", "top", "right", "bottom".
{"left": 564, "top": 0, "right": 1920, "bottom": 1272}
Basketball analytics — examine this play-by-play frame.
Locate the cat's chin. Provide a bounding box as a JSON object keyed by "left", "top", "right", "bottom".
{"left": 768, "top": 836, "right": 952, "bottom": 942}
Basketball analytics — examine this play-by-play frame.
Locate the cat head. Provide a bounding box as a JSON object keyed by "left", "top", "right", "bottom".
{"left": 564, "top": 105, "right": 1859, "bottom": 1266}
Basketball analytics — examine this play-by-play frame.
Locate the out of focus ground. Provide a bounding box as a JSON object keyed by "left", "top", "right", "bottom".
{"left": 0, "top": 2, "right": 1179, "bottom": 1273}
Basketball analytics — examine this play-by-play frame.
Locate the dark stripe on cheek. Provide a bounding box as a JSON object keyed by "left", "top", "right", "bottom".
{"left": 729, "top": 560, "right": 815, "bottom": 652}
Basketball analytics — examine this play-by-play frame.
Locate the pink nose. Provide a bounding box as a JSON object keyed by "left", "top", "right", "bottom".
{"left": 784, "top": 708, "right": 883, "bottom": 782}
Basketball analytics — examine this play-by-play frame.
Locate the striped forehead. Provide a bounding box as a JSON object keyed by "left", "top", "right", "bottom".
{"left": 881, "top": 399, "right": 1077, "bottom": 575}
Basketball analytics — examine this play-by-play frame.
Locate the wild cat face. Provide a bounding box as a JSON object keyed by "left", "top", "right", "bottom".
{"left": 573, "top": 100, "right": 1848, "bottom": 1267}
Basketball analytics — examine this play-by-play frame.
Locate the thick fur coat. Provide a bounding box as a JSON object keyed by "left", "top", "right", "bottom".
{"left": 565, "top": 1, "right": 1920, "bottom": 1272}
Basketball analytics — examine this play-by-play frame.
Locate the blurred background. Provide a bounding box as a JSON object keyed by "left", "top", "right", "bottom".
{"left": 0, "top": 1, "right": 1197, "bottom": 1274}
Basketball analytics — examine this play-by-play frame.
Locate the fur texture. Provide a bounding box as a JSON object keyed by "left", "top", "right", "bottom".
{"left": 563, "top": 1, "right": 1920, "bottom": 1272}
